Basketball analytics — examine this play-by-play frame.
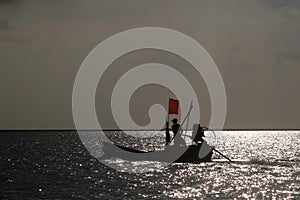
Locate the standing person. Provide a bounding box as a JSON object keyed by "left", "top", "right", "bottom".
{"left": 171, "top": 118, "right": 186, "bottom": 146}
{"left": 165, "top": 121, "right": 171, "bottom": 145}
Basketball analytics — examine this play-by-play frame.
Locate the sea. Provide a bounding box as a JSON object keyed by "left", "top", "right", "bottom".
{"left": 1, "top": 130, "right": 299, "bottom": 199}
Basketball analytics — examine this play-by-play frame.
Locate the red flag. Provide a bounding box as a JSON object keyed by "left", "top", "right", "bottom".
{"left": 169, "top": 98, "right": 179, "bottom": 114}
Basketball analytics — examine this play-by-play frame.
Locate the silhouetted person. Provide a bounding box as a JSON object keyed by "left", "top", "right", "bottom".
{"left": 192, "top": 123, "right": 208, "bottom": 145}
{"left": 171, "top": 118, "right": 186, "bottom": 146}
{"left": 165, "top": 121, "right": 171, "bottom": 145}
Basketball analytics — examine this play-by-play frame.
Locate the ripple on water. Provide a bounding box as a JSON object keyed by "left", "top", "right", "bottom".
{"left": 0, "top": 130, "right": 299, "bottom": 199}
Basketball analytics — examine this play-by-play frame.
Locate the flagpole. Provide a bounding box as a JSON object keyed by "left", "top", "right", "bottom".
{"left": 165, "top": 100, "right": 171, "bottom": 145}
{"left": 168, "top": 106, "right": 170, "bottom": 126}
{"left": 183, "top": 100, "right": 193, "bottom": 140}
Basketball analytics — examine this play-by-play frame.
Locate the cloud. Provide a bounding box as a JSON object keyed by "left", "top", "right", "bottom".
{"left": 280, "top": 52, "right": 300, "bottom": 61}
{"left": 0, "top": 18, "right": 33, "bottom": 43}
{"left": 260, "top": 0, "right": 300, "bottom": 9}
{"left": 0, "top": 1, "right": 32, "bottom": 43}
{"left": 0, "top": 0, "right": 19, "bottom": 6}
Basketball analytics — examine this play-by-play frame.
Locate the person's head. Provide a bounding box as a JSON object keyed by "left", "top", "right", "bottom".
{"left": 171, "top": 118, "right": 178, "bottom": 124}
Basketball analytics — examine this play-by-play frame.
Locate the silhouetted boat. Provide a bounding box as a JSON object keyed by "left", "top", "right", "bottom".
{"left": 100, "top": 141, "right": 213, "bottom": 163}
{"left": 98, "top": 99, "right": 232, "bottom": 163}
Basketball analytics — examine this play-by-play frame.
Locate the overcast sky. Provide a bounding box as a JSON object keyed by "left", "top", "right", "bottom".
{"left": 0, "top": 0, "right": 300, "bottom": 129}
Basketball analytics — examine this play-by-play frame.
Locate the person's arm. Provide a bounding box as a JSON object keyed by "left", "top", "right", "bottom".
{"left": 202, "top": 126, "right": 209, "bottom": 131}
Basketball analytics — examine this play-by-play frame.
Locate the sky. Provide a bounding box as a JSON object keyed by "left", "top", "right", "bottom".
{"left": 0, "top": 0, "right": 300, "bottom": 129}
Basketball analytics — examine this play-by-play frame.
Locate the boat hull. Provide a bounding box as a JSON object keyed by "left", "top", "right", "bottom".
{"left": 100, "top": 142, "right": 213, "bottom": 163}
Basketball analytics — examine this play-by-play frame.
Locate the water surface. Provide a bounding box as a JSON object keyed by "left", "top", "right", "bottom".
{"left": 1, "top": 130, "right": 299, "bottom": 199}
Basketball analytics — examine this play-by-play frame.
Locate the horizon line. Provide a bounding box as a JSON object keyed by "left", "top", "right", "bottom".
{"left": 1, "top": 128, "right": 300, "bottom": 131}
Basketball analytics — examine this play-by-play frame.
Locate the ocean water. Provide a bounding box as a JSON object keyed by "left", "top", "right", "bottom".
{"left": 0, "top": 130, "right": 299, "bottom": 199}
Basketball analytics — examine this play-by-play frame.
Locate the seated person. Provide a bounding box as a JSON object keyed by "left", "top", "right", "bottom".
{"left": 192, "top": 123, "right": 208, "bottom": 145}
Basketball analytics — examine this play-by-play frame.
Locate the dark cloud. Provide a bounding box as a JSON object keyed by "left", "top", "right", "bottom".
{"left": 260, "top": 0, "right": 300, "bottom": 9}
{"left": 279, "top": 52, "right": 300, "bottom": 61}
{"left": 0, "top": 0, "right": 18, "bottom": 5}
{"left": 0, "top": 33, "right": 32, "bottom": 43}
{"left": 0, "top": 18, "right": 31, "bottom": 43}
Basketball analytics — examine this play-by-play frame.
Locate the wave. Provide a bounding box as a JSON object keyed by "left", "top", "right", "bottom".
{"left": 245, "top": 158, "right": 299, "bottom": 168}
{"left": 212, "top": 158, "right": 299, "bottom": 167}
